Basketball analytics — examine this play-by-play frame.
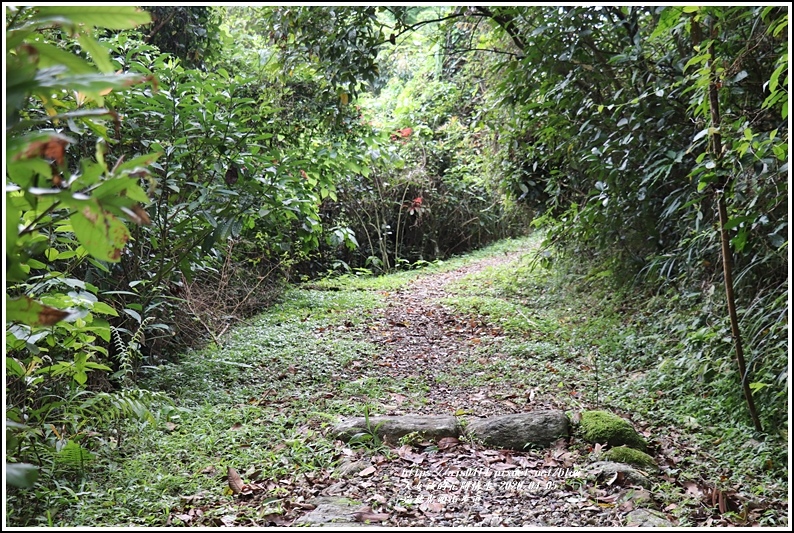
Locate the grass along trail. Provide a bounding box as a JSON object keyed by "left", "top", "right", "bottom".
{"left": 41, "top": 234, "right": 787, "bottom": 527}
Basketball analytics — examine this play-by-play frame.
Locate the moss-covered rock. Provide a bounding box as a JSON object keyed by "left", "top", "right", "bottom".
{"left": 580, "top": 410, "right": 647, "bottom": 451}
{"left": 602, "top": 446, "right": 657, "bottom": 472}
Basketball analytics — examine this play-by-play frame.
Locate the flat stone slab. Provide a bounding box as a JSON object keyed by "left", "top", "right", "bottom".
{"left": 330, "top": 415, "right": 460, "bottom": 443}
{"left": 292, "top": 497, "right": 371, "bottom": 527}
{"left": 625, "top": 508, "right": 674, "bottom": 527}
{"left": 464, "top": 411, "right": 570, "bottom": 450}
{"left": 586, "top": 461, "right": 652, "bottom": 489}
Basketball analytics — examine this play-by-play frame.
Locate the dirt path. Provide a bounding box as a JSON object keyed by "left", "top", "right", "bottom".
{"left": 165, "top": 248, "right": 783, "bottom": 528}
{"left": 365, "top": 250, "right": 544, "bottom": 417}
{"left": 284, "top": 251, "right": 654, "bottom": 527}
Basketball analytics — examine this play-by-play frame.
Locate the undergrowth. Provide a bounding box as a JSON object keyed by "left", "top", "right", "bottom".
{"left": 441, "top": 242, "right": 788, "bottom": 525}
{"left": 7, "top": 233, "right": 786, "bottom": 527}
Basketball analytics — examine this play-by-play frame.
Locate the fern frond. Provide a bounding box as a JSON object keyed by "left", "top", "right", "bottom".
{"left": 79, "top": 388, "right": 172, "bottom": 425}
{"left": 112, "top": 317, "right": 156, "bottom": 384}
{"left": 111, "top": 326, "right": 127, "bottom": 360}
{"left": 56, "top": 440, "right": 95, "bottom": 469}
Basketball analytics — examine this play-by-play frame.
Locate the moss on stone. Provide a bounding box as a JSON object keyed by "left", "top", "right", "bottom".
{"left": 580, "top": 410, "right": 647, "bottom": 451}
{"left": 602, "top": 446, "right": 658, "bottom": 471}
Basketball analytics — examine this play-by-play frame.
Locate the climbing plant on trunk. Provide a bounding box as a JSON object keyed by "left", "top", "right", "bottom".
{"left": 685, "top": 5, "right": 787, "bottom": 432}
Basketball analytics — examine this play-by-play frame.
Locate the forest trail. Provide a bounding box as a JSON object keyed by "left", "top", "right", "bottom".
{"left": 158, "top": 239, "right": 784, "bottom": 528}
{"left": 362, "top": 249, "right": 563, "bottom": 417}
{"left": 251, "top": 246, "right": 675, "bottom": 527}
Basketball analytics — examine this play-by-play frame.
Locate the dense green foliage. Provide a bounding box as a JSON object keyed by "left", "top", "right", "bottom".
{"left": 4, "top": 4, "right": 788, "bottom": 527}
{"left": 250, "top": 5, "right": 787, "bottom": 429}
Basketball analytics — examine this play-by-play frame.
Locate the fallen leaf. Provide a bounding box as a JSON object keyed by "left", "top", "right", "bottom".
{"left": 390, "top": 393, "right": 407, "bottom": 405}
{"left": 620, "top": 499, "right": 636, "bottom": 512}
{"left": 227, "top": 466, "right": 244, "bottom": 494}
{"left": 684, "top": 480, "right": 703, "bottom": 499}
{"left": 261, "top": 513, "right": 288, "bottom": 526}
{"left": 397, "top": 445, "right": 425, "bottom": 464}
{"left": 358, "top": 466, "right": 376, "bottom": 477}
{"left": 352, "top": 510, "right": 390, "bottom": 523}
{"left": 293, "top": 502, "right": 316, "bottom": 510}
{"left": 437, "top": 437, "right": 460, "bottom": 450}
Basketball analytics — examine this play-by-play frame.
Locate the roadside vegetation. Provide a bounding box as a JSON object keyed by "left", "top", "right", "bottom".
{"left": 5, "top": 5, "right": 788, "bottom": 527}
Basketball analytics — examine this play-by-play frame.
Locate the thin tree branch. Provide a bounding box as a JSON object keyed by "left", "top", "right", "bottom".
{"left": 376, "top": 8, "right": 469, "bottom": 46}
{"left": 144, "top": 10, "right": 176, "bottom": 44}
{"left": 473, "top": 6, "right": 526, "bottom": 52}
{"left": 446, "top": 46, "right": 524, "bottom": 59}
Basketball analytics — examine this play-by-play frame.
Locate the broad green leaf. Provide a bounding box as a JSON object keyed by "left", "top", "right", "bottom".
{"left": 730, "top": 228, "right": 749, "bottom": 253}
{"left": 70, "top": 203, "right": 130, "bottom": 262}
{"left": 767, "top": 62, "right": 786, "bottom": 94}
{"left": 6, "top": 29, "right": 34, "bottom": 49}
{"left": 749, "top": 382, "right": 769, "bottom": 393}
{"left": 92, "top": 302, "right": 118, "bottom": 316}
{"left": 692, "top": 128, "right": 709, "bottom": 143}
{"left": 72, "top": 160, "right": 105, "bottom": 190}
{"left": 77, "top": 33, "right": 113, "bottom": 73}
{"left": 683, "top": 52, "right": 710, "bottom": 73}
{"left": 6, "top": 295, "right": 70, "bottom": 326}
{"left": 5, "top": 463, "right": 39, "bottom": 488}
{"left": 724, "top": 216, "right": 751, "bottom": 231}
{"left": 5, "top": 54, "right": 39, "bottom": 117}
{"left": 123, "top": 308, "right": 142, "bottom": 323}
{"left": 32, "top": 6, "right": 151, "bottom": 30}
{"left": 91, "top": 177, "right": 139, "bottom": 201}
{"left": 6, "top": 197, "right": 21, "bottom": 255}
{"left": 649, "top": 7, "right": 682, "bottom": 40}
{"left": 33, "top": 73, "right": 150, "bottom": 103}
{"left": 88, "top": 318, "right": 112, "bottom": 342}
{"left": 31, "top": 42, "right": 95, "bottom": 74}
{"left": 6, "top": 357, "right": 26, "bottom": 378}
{"left": 26, "top": 258, "right": 46, "bottom": 269}
{"left": 113, "top": 152, "right": 162, "bottom": 176}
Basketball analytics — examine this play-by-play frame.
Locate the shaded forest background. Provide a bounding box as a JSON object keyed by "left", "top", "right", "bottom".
{"left": 4, "top": 4, "right": 789, "bottom": 522}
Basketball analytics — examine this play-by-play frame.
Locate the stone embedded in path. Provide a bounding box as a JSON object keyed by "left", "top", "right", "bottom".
{"left": 330, "top": 415, "right": 460, "bottom": 443}
{"left": 585, "top": 461, "right": 652, "bottom": 489}
{"left": 579, "top": 410, "right": 647, "bottom": 451}
{"left": 601, "top": 445, "right": 658, "bottom": 472}
{"left": 624, "top": 508, "right": 675, "bottom": 527}
{"left": 464, "top": 411, "right": 570, "bottom": 450}
{"left": 292, "top": 497, "right": 371, "bottom": 527}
